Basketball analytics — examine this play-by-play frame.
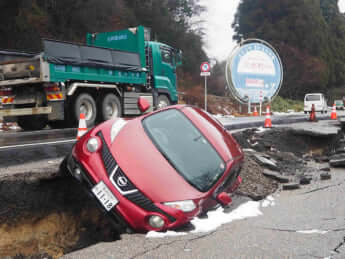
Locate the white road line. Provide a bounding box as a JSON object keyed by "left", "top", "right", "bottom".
{"left": 0, "top": 139, "right": 76, "bottom": 150}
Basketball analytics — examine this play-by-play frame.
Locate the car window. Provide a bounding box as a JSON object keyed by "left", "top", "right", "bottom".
{"left": 142, "top": 109, "right": 225, "bottom": 192}
{"left": 305, "top": 95, "right": 321, "bottom": 101}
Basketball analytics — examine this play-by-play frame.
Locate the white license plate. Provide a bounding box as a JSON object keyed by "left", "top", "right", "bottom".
{"left": 92, "top": 181, "right": 119, "bottom": 211}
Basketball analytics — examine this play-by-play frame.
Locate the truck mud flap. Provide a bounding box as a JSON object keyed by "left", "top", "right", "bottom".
{"left": 48, "top": 101, "right": 64, "bottom": 120}
{"left": 123, "top": 92, "right": 153, "bottom": 115}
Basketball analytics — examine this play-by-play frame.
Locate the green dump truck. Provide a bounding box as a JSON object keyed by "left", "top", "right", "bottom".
{"left": 0, "top": 26, "right": 181, "bottom": 130}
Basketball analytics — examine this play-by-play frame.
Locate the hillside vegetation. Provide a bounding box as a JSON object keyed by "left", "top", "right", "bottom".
{"left": 232, "top": 0, "right": 345, "bottom": 100}
{"left": 1, "top": 0, "right": 345, "bottom": 106}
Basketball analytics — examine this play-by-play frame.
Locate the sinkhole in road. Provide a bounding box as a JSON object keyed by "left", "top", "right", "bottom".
{"left": 0, "top": 127, "right": 343, "bottom": 259}
{"left": 0, "top": 176, "right": 119, "bottom": 259}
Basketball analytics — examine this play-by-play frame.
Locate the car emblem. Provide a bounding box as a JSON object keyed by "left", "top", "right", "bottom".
{"left": 117, "top": 176, "right": 128, "bottom": 187}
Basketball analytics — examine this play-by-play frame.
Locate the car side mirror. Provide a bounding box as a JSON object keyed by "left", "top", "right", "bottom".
{"left": 216, "top": 192, "right": 232, "bottom": 207}
{"left": 138, "top": 97, "right": 150, "bottom": 113}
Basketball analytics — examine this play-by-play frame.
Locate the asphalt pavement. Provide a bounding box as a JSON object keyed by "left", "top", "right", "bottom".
{"left": 63, "top": 167, "right": 345, "bottom": 259}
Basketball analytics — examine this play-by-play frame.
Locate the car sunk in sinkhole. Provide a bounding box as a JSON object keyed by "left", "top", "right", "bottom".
{"left": 64, "top": 99, "right": 244, "bottom": 232}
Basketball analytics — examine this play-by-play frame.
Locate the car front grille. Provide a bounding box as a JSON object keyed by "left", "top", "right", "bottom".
{"left": 126, "top": 191, "right": 176, "bottom": 223}
{"left": 98, "top": 132, "right": 117, "bottom": 177}
{"left": 97, "top": 131, "right": 176, "bottom": 222}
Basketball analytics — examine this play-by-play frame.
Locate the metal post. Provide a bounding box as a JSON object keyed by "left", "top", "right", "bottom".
{"left": 259, "top": 100, "right": 262, "bottom": 116}
{"left": 204, "top": 76, "right": 207, "bottom": 111}
{"left": 248, "top": 99, "right": 251, "bottom": 113}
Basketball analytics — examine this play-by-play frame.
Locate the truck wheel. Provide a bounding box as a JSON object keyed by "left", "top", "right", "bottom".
{"left": 17, "top": 115, "right": 48, "bottom": 131}
{"left": 101, "top": 93, "right": 122, "bottom": 121}
{"left": 74, "top": 93, "right": 97, "bottom": 127}
{"left": 157, "top": 95, "right": 170, "bottom": 109}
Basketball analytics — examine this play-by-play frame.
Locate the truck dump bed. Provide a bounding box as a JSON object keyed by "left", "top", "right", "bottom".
{"left": 0, "top": 39, "right": 147, "bottom": 86}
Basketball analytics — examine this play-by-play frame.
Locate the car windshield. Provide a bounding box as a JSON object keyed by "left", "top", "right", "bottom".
{"left": 142, "top": 109, "right": 225, "bottom": 192}
{"left": 306, "top": 95, "right": 321, "bottom": 101}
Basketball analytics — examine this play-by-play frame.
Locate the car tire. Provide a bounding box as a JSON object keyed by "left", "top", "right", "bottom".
{"left": 304, "top": 111, "right": 307, "bottom": 114}
{"left": 74, "top": 93, "right": 97, "bottom": 127}
{"left": 157, "top": 94, "right": 170, "bottom": 109}
{"left": 100, "top": 93, "right": 122, "bottom": 121}
{"left": 59, "top": 156, "right": 70, "bottom": 178}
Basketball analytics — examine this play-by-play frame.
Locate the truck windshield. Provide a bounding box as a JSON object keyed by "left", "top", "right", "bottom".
{"left": 142, "top": 109, "right": 225, "bottom": 192}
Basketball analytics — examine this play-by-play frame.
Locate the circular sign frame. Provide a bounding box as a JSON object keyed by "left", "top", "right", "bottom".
{"left": 225, "top": 39, "right": 283, "bottom": 104}
{"left": 200, "top": 62, "right": 211, "bottom": 72}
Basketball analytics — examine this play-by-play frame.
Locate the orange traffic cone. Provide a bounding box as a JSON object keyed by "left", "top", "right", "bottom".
{"left": 309, "top": 104, "right": 317, "bottom": 122}
{"left": 264, "top": 106, "right": 272, "bottom": 128}
{"left": 77, "top": 113, "right": 88, "bottom": 140}
{"left": 331, "top": 104, "right": 337, "bottom": 120}
{"left": 252, "top": 106, "right": 259, "bottom": 116}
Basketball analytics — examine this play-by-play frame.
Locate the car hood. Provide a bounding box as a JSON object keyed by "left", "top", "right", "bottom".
{"left": 107, "top": 118, "right": 205, "bottom": 203}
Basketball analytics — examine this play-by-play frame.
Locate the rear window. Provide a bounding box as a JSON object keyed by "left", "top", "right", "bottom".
{"left": 305, "top": 95, "right": 321, "bottom": 101}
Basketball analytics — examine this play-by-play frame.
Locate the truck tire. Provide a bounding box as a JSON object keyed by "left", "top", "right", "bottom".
{"left": 74, "top": 93, "right": 97, "bottom": 127}
{"left": 17, "top": 91, "right": 48, "bottom": 131}
{"left": 157, "top": 94, "right": 170, "bottom": 109}
{"left": 17, "top": 115, "right": 48, "bottom": 131}
{"left": 100, "top": 93, "right": 122, "bottom": 121}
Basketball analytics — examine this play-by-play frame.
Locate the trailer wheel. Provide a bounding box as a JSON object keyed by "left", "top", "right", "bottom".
{"left": 157, "top": 94, "right": 170, "bottom": 109}
{"left": 74, "top": 93, "right": 97, "bottom": 127}
{"left": 101, "top": 93, "right": 122, "bottom": 121}
{"left": 17, "top": 115, "right": 48, "bottom": 131}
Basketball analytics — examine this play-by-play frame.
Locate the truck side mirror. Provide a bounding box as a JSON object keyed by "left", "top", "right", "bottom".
{"left": 175, "top": 49, "right": 182, "bottom": 66}
{"left": 138, "top": 97, "right": 150, "bottom": 113}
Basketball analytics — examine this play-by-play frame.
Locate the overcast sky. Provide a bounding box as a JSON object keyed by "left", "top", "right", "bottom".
{"left": 200, "top": 0, "right": 345, "bottom": 62}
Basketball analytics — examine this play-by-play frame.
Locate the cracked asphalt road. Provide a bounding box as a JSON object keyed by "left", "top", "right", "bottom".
{"left": 62, "top": 167, "right": 345, "bottom": 259}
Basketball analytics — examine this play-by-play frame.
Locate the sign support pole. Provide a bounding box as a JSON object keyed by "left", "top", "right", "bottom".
{"left": 204, "top": 76, "right": 207, "bottom": 111}
{"left": 200, "top": 61, "right": 211, "bottom": 112}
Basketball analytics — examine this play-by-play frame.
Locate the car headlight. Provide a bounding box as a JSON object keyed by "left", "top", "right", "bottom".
{"left": 111, "top": 119, "right": 127, "bottom": 142}
{"left": 86, "top": 137, "right": 101, "bottom": 153}
{"left": 163, "top": 200, "right": 196, "bottom": 212}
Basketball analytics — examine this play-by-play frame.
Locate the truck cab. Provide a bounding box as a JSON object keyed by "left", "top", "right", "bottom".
{"left": 146, "top": 41, "right": 181, "bottom": 108}
{"left": 87, "top": 26, "right": 182, "bottom": 108}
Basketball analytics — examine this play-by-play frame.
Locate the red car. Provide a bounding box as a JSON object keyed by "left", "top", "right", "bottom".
{"left": 64, "top": 103, "right": 243, "bottom": 232}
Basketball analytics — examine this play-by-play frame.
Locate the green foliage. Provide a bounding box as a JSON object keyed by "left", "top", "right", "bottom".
{"left": 232, "top": 0, "right": 345, "bottom": 100}
{"left": 271, "top": 96, "right": 304, "bottom": 112}
{"left": 0, "top": 0, "right": 207, "bottom": 84}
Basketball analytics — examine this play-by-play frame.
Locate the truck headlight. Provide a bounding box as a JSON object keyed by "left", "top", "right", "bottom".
{"left": 111, "top": 119, "right": 127, "bottom": 142}
{"left": 163, "top": 200, "right": 196, "bottom": 212}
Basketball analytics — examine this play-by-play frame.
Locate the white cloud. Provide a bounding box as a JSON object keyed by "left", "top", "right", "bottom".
{"left": 199, "top": 0, "right": 241, "bottom": 62}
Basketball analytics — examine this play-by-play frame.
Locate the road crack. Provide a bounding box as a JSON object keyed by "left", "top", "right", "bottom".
{"left": 300, "top": 182, "right": 344, "bottom": 195}
{"left": 334, "top": 236, "right": 345, "bottom": 253}
{"left": 130, "top": 230, "right": 218, "bottom": 258}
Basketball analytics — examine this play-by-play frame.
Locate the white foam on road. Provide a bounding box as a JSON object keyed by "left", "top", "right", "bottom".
{"left": 147, "top": 197, "right": 275, "bottom": 238}
{"left": 261, "top": 195, "right": 275, "bottom": 207}
{"left": 296, "top": 229, "right": 328, "bottom": 235}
